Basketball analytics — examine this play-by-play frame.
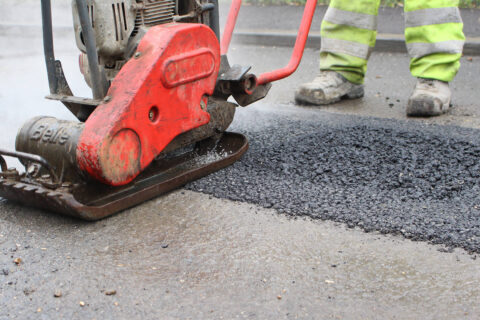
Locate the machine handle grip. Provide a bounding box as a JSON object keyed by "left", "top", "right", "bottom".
{"left": 220, "top": 0, "right": 242, "bottom": 55}
{"left": 220, "top": 0, "right": 317, "bottom": 85}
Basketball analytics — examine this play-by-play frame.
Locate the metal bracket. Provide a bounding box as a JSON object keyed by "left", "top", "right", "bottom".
{"left": 232, "top": 83, "right": 272, "bottom": 107}
{"left": 173, "top": 0, "right": 215, "bottom": 22}
{"left": 218, "top": 64, "right": 251, "bottom": 81}
{"left": 214, "top": 58, "right": 269, "bottom": 106}
{"left": 0, "top": 148, "right": 61, "bottom": 188}
{"left": 41, "top": 0, "right": 106, "bottom": 122}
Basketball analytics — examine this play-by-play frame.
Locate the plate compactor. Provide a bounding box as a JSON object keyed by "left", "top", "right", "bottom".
{"left": 0, "top": 0, "right": 317, "bottom": 220}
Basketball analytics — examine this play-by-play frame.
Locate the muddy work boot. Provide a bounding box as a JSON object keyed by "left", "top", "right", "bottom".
{"left": 406, "top": 78, "right": 452, "bottom": 117}
{"left": 294, "top": 71, "right": 364, "bottom": 105}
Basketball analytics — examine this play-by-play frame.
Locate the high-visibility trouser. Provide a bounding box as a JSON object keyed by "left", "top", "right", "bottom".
{"left": 319, "top": 0, "right": 465, "bottom": 84}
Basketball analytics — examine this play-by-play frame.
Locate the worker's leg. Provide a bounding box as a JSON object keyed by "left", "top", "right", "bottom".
{"left": 295, "top": 0, "right": 381, "bottom": 105}
{"left": 319, "top": 0, "right": 381, "bottom": 84}
{"left": 405, "top": 0, "right": 465, "bottom": 116}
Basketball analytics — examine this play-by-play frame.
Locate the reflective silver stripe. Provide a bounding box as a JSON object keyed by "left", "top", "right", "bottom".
{"left": 321, "top": 37, "right": 373, "bottom": 59}
{"left": 407, "top": 40, "right": 465, "bottom": 58}
{"left": 324, "top": 7, "right": 378, "bottom": 30}
{"left": 405, "top": 7, "right": 463, "bottom": 28}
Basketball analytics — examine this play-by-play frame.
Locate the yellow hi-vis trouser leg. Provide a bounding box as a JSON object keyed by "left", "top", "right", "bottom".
{"left": 320, "top": 0, "right": 465, "bottom": 84}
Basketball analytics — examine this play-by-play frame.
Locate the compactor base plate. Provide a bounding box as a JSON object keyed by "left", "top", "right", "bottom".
{"left": 0, "top": 132, "right": 247, "bottom": 220}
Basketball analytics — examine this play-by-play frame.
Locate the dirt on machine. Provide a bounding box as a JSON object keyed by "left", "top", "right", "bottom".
{"left": 0, "top": 0, "right": 317, "bottom": 220}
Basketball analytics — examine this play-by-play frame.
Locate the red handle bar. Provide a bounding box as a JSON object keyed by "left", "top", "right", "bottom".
{"left": 220, "top": 0, "right": 318, "bottom": 85}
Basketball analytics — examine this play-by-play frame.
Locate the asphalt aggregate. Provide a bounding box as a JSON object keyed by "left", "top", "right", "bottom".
{"left": 188, "top": 106, "right": 480, "bottom": 254}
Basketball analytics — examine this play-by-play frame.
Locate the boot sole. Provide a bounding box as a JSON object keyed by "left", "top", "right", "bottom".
{"left": 406, "top": 99, "right": 451, "bottom": 117}
{"left": 295, "top": 86, "right": 364, "bottom": 106}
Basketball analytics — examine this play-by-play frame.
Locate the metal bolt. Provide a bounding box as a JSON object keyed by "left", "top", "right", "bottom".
{"left": 27, "top": 164, "right": 40, "bottom": 177}
{"left": 200, "top": 100, "right": 206, "bottom": 110}
{"left": 27, "top": 165, "right": 36, "bottom": 175}
{"left": 1, "top": 168, "right": 20, "bottom": 180}
{"left": 149, "top": 110, "right": 154, "bottom": 121}
{"left": 134, "top": 52, "right": 142, "bottom": 59}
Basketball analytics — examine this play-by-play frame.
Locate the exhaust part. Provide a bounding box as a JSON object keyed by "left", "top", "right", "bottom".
{"left": 15, "top": 117, "right": 85, "bottom": 182}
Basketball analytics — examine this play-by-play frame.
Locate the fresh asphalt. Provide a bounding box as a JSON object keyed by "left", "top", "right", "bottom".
{"left": 189, "top": 105, "right": 480, "bottom": 253}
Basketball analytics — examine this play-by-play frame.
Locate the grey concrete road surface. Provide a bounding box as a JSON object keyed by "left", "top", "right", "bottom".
{"left": 217, "top": 5, "right": 480, "bottom": 38}
{"left": 1, "top": 191, "right": 480, "bottom": 319}
{"left": 1, "top": 2, "right": 480, "bottom": 319}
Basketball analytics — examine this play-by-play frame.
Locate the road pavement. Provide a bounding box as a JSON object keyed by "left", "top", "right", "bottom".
{"left": 218, "top": 5, "right": 480, "bottom": 38}
{"left": 1, "top": 2, "right": 480, "bottom": 319}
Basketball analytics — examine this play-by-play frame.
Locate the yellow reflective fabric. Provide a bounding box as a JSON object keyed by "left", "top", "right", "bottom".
{"left": 319, "top": 52, "right": 367, "bottom": 85}
{"left": 404, "top": 0, "right": 464, "bottom": 81}
{"left": 329, "top": 0, "right": 380, "bottom": 15}
{"left": 410, "top": 53, "right": 462, "bottom": 82}
{"left": 319, "top": 0, "right": 380, "bottom": 84}
{"left": 320, "top": 0, "right": 465, "bottom": 83}
{"left": 321, "top": 21, "right": 377, "bottom": 47}
{"left": 404, "top": 0, "right": 460, "bottom": 12}
{"left": 406, "top": 23, "right": 465, "bottom": 44}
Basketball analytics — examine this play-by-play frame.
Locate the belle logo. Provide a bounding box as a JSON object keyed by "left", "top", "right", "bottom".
{"left": 30, "top": 125, "right": 71, "bottom": 145}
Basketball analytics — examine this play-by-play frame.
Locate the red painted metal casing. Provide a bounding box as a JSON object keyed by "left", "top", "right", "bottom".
{"left": 77, "top": 23, "right": 220, "bottom": 186}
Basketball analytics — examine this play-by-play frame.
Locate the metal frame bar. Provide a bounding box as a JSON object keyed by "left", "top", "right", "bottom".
{"left": 257, "top": 0, "right": 317, "bottom": 85}
{"left": 75, "top": 0, "right": 106, "bottom": 99}
{"left": 0, "top": 148, "right": 60, "bottom": 184}
{"left": 0, "top": 155, "right": 7, "bottom": 172}
{"left": 41, "top": 0, "right": 58, "bottom": 94}
{"left": 41, "top": 0, "right": 106, "bottom": 99}
{"left": 220, "top": 0, "right": 317, "bottom": 85}
{"left": 209, "top": 0, "right": 220, "bottom": 41}
{"left": 220, "top": 0, "right": 241, "bottom": 55}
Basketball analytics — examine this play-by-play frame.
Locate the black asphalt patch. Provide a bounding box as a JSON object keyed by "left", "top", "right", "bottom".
{"left": 188, "top": 106, "right": 480, "bottom": 253}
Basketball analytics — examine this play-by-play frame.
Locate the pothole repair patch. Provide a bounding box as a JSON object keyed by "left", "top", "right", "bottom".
{"left": 187, "top": 108, "right": 480, "bottom": 254}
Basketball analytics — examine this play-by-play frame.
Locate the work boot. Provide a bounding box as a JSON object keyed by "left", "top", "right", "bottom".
{"left": 294, "top": 71, "right": 364, "bottom": 105}
{"left": 406, "top": 78, "right": 452, "bottom": 117}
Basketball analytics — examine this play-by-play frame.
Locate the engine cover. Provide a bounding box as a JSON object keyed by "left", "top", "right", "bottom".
{"left": 72, "top": 0, "right": 137, "bottom": 57}
{"left": 76, "top": 23, "right": 220, "bottom": 186}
